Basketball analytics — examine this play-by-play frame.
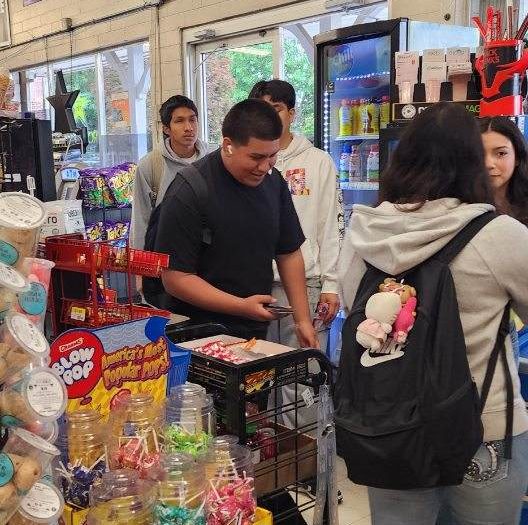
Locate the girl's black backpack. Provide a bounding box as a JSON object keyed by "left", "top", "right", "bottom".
{"left": 335, "top": 212, "right": 513, "bottom": 489}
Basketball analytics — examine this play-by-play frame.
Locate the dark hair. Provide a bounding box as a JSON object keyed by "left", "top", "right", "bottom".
{"left": 248, "top": 80, "right": 296, "bottom": 110}
{"left": 159, "top": 95, "right": 198, "bottom": 127}
{"left": 222, "top": 99, "right": 283, "bottom": 145}
{"left": 478, "top": 116, "right": 528, "bottom": 226}
{"left": 380, "top": 102, "right": 494, "bottom": 207}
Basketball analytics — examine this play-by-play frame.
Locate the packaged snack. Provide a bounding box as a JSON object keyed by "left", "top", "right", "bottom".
{"left": 105, "top": 220, "right": 130, "bottom": 247}
{"left": 11, "top": 480, "right": 64, "bottom": 524}
{"left": 85, "top": 222, "right": 105, "bottom": 242}
{"left": 79, "top": 173, "right": 114, "bottom": 209}
{"left": 15, "top": 258, "right": 55, "bottom": 330}
{"left": 0, "top": 367, "right": 67, "bottom": 427}
{"left": 104, "top": 163, "right": 136, "bottom": 208}
{"left": 0, "top": 263, "right": 30, "bottom": 323}
{"left": 0, "top": 428, "right": 60, "bottom": 524}
{"left": 0, "top": 313, "right": 49, "bottom": 384}
{"left": 0, "top": 193, "right": 46, "bottom": 270}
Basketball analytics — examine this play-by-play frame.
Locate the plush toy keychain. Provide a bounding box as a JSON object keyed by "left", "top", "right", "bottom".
{"left": 378, "top": 278, "right": 418, "bottom": 344}
{"left": 356, "top": 292, "right": 401, "bottom": 351}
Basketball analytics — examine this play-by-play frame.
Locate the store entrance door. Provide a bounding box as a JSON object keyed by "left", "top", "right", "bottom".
{"left": 192, "top": 30, "right": 283, "bottom": 147}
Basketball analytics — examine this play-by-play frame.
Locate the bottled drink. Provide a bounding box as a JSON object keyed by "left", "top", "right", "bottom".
{"left": 338, "top": 100, "right": 352, "bottom": 136}
{"left": 361, "top": 99, "right": 371, "bottom": 134}
{"left": 348, "top": 145, "right": 362, "bottom": 182}
{"left": 380, "top": 95, "right": 391, "bottom": 129}
{"left": 339, "top": 143, "right": 351, "bottom": 183}
{"left": 366, "top": 144, "right": 380, "bottom": 181}
{"left": 368, "top": 98, "right": 380, "bottom": 134}
{"left": 350, "top": 99, "right": 361, "bottom": 135}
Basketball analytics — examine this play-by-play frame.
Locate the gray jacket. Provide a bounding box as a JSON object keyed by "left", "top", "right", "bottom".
{"left": 130, "top": 137, "right": 208, "bottom": 249}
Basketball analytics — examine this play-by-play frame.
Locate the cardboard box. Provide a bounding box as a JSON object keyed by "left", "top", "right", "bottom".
{"left": 39, "top": 200, "right": 85, "bottom": 242}
{"left": 255, "top": 426, "right": 317, "bottom": 496}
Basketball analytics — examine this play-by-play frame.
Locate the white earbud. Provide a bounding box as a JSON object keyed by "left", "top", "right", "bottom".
{"left": 226, "top": 145, "right": 233, "bottom": 155}
{"left": 268, "top": 169, "right": 273, "bottom": 175}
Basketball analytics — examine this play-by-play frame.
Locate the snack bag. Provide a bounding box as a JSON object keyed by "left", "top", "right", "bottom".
{"left": 104, "top": 163, "right": 136, "bottom": 208}
{"left": 105, "top": 220, "right": 130, "bottom": 248}
{"left": 85, "top": 222, "right": 105, "bottom": 242}
{"left": 79, "top": 172, "right": 114, "bottom": 209}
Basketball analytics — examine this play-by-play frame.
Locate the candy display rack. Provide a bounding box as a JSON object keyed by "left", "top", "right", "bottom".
{"left": 45, "top": 232, "right": 171, "bottom": 336}
{"left": 166, "top": 324, "right": 334, "bottom": 524}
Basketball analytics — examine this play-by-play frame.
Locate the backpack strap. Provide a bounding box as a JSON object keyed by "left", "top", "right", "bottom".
{"left": 480, "top": 305, "right": 514, "bottom": 459}
{"left": 178, "top": 165, "right": 212, "bottom": 245}
{"left": 149, "top": 149, "right": 165, "bottom": 209}
{"left": 433, "top": 211, "right": 497, "bottom": 265}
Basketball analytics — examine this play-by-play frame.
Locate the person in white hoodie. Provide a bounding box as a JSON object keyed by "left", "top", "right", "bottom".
{"left": 249, "top": 80, "right": 342, "bottom": 350}
{"left": 339, "top": 103, "right": 528, "bottom": 524}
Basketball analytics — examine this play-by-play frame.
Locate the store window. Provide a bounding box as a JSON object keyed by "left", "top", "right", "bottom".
{"left": 18, "top": 41, "right": 151, "bottom": 166}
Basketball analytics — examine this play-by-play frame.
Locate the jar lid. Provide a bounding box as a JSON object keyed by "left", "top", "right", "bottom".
{"left": 18, "top": 480, "right": 64, "bottom": 522}
{"left": 5, "top": 312, "right": 49, "bottom": 357}
{"left": 12, "top": 428, "right": 60, "bottom": 456}
{"left": 27, "top": 420, "right": 59, "bottom": 443}
{"left": 0, "top": 192, "right": 46, "bottom": 230}
{"left": 0, "top": 262, "right": 29, "bottom": 293}
{"left": 23, "top": 367, "right": 67, "bottom": 422}
{"left": 90, "top": 470, "right": 155, "bottom": 508}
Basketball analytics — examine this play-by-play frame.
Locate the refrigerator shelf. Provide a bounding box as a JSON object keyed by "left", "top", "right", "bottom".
{"left": 335, "top": 134, "right": 379, "bottom": 141}
{"left": 340, "top": 181, "right": 379, "bottom": 191}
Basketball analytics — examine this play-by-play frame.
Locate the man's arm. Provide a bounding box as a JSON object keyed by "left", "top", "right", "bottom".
{"left": 277, "top": 249, "right": 319, "bottom": 348}
{"left": 162, "top": 270, "right": 277, "bottom": 322}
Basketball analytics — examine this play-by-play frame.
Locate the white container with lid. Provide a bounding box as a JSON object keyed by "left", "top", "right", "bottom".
{"left": 0, "top": 367, "right": 67, "bottom": 426}
{"left": 0, "top": 193, "right": 46, "bottom": 269}
{"left": 17, "top": 480, "right": 64, "bottom": 523}
{"left": 0, "top": 313, "right": 49, "bottom": 383}
{"left": 0, "top": 262, "right": 29, "bottom": 322}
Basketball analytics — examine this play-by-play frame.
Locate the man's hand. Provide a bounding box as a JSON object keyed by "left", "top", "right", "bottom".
{"left": 295, "top": 320, "right": 320, "bottom": 349}
{"left": 240, "top": 295, "right": 278, "bottom": 322}
{"left": 319, "top": 293, "right": 340, "bottom": 324}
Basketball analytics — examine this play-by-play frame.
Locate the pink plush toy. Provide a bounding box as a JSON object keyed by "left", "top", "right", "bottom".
{"left": 391, "top": 296, "right": 417, "bottom": 344}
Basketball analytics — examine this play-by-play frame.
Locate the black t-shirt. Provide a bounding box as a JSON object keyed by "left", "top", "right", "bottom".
{"left": 154, "top": 149, "right": 305, "bottom": 337}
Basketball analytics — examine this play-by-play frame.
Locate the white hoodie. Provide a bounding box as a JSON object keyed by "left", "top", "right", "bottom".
{"left": 339, "top": 198, "right": 528, "bottom": 442}
{"left": 273, "top": 134, "right": 341, "bottom": 294}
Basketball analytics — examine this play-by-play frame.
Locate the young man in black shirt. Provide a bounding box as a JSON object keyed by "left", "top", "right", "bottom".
{"left": 155, "top": 99, "right": 318, "bottom": 347}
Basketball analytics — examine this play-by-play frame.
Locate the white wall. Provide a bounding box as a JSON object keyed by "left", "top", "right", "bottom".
{"left": 389, "top": 0, "right": 471, "bottom": 25}
{"left": 2, "top": 0, "right": 472, "bottom": 133}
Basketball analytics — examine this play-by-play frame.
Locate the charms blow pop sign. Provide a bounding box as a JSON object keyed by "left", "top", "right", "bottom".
{"left": 50, "top": 317, "right": 173, "bottom": 417}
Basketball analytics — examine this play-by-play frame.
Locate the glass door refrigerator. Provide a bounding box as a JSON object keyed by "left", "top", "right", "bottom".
{"left": 315, "top": 18, "right": 408, "bottom": 223}
{"left": 316, "top": 19, "right": 480, "bottom": 364}
{"left": 315, "top": 19, "right": 480, "bottom": 225}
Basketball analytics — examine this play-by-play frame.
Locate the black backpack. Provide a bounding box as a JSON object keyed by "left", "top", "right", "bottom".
{"left": 142, "top": 165, "right": 211, "bottom": 307}
{"left": 335, "top": 212, "right": 514, "bottom": 490}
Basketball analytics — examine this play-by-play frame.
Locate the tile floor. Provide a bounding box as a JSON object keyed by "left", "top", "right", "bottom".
{"left": 297, "top": 456, "right": 372, "bottom": 524}
{"left": 335, "top": 456, "right": 372, "bottom": 525}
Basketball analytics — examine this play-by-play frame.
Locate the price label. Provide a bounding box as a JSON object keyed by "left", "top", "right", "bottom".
{"left": 70, "top": 307, "right": 86, "bottom": 322}
{"left": 301, "top": 388, "right": 315, "bottom": 408}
